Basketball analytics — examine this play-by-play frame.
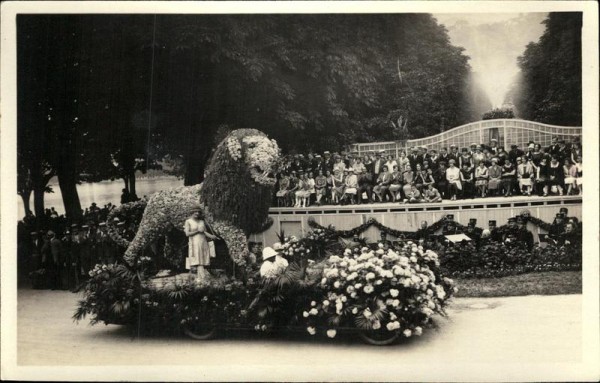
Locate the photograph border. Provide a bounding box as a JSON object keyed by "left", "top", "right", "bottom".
{"left": 1, "top": 1, "right": 598, "bottom": 381}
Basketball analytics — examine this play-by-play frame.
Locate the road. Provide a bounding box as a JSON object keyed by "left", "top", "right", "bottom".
{"left": 13, "top": 288, "right": 583, "bottom": 380}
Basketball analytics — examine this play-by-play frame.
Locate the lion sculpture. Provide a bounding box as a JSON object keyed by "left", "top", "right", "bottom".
{"left": 109, "top": 129, "right": 280, "bottom": 269}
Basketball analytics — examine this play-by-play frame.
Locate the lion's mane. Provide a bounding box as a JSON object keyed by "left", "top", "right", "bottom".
{"left": 201, "top": 129, "right": 275, "bottom": 234}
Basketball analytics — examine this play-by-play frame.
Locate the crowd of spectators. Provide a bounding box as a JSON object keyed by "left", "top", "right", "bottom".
{"left": 274, "top": 136, "right": 582, "bottom": 207}
{"left": 18, "top": 197, "right": 144, "bottom": 291}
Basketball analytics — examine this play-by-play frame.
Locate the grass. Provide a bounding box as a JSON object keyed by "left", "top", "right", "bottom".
{"left": 453, "top": 271, "right": 582, "bottom": 298}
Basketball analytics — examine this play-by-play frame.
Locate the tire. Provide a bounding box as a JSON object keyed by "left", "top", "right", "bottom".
{"left": 358, "top": 329, "right": 400, "bottom": 346}
{"left": 182, "top": 322, "right": 218, "bottom": 340}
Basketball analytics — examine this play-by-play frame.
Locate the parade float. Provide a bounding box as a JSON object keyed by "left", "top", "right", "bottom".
{"left": 73, "top": 129, "right": 457, "bottom": 345}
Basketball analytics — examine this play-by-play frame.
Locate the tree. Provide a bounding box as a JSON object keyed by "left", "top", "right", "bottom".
{"left": 482, "top": 108, "right": 515, "bottom": 120}
{"left": 511, "top": 13, "right": 582, "bottom": 126}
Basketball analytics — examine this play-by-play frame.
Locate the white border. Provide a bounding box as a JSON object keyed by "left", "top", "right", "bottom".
{"left": 2, "top": 2, "right": 598, "bottom": 381}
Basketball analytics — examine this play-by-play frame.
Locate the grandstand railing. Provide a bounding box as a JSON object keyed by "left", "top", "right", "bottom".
{"left": 349, "top": 119, "right": 582, "bottom": 157}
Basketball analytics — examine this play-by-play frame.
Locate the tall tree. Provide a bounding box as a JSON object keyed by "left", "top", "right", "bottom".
{"left": 511, "top": 13, "right": 582, "bottom": 126}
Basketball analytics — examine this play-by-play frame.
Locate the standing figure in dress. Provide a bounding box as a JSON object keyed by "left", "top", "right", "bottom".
{"left": 184, "top": 211, "right": 218, "bottom": 280}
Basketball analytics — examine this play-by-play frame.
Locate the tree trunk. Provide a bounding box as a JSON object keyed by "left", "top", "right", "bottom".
{"left": 19, "top": 191, "right": 32, "bottom": 217}
{"left": 57, "top": 171, "right": 82, "bottom": 222}
{"left": 33, "top": 186, "right": 45, "bottom": 220}
{"left": 129, "top": 171, "right": 137, "bottom": 197}
{"left": 122, "top": 177, "right": 129, "bottom": 193}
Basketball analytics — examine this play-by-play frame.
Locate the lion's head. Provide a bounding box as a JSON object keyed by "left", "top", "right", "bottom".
{"left": 201, "top": 129, "right": 280, "bottom": 234}
{"left": 226, "top": 130, "right": 279, "bottom": 186}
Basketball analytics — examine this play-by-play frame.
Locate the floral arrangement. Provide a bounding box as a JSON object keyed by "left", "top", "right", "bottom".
{"left": 300, "top": 240, "right": 456, "bottom": 340}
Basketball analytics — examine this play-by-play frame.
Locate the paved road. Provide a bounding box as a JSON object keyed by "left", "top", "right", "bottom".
{"left": 14, "top": 289, "right": 583, "bottom": 380}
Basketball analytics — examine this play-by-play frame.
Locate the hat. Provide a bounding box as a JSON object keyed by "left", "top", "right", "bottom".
{"left": 469, "top": 218, "right": 477, "bottom": 226}
{"left": 517, "top": 157, "right": 523, "bottom": 161}
{"left": 379, "top": 149, "right": 386, "bottom": 154}
{"left": 99, "top": 222, "right": 106, "bottom": 227}
{"left": 262, "top": 247, "right": 278, "bottom": 261}
{"left": 324, "top": 151, "right": 331, "bottom": 155}
{"left": 471, "top": 143, "right": 477, "bottom": 147}
{"left": 556, "top": 213, "right": 565, "bottom": 218}
{"left": 491, "top": 138, "right": 498, "bottom": 142}
{"left": 272, "top": 242, "right": 283, "bottom": 251}
{"left": 71, "top": 224, "right": 79, "bottom": 228}
{"left": 511, "top": 144, "right": 517, "bottom": 149}
{"left": 113, "top": 217, "right": 120, "bottom": 222}
{"left": 446, "top": 214, "right": 454, "bottom": 220}
{"left": 508, "top": 217, "right": 516, "bottom": 223}
{"left": 30, "top": 231, "right": 38, "bottom": 236}
{"left": 81, "top": 225, "right": 89, "bottom": 229}
{"left": 315, "top": 154, "right": 321, "bottom": 158}
{"left": 489, "top": 220, "right": 497, "bottom": 226}
{"left": 491, "top": 158, "right": 498, "bottom": 162}
{"left": 559, "top": 207, "right": 568, "bottom": 214}
{"left": 528, "top": 143, "right": 535, "bottom": 149}
{"left": 520, "top": 209, "right": 531, "bottom": 216}
{"left": 47, "top": 230, "right": 55, "bottom": 236}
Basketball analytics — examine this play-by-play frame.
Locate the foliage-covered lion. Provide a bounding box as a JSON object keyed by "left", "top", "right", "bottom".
{"left": 108, "top": 129, "right": 280, "bottom": 268}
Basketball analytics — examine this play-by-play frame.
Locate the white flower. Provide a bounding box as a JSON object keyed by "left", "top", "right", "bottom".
{"left": 436, "top": 285, "right": 447, "bottom": 299}
{"left": 329, "top": 255, "right": 342, "bottom": 263}
{"left": 340, "top": 261, "right": 348, "bottom": 267}
{"left": 389, "top": 312, "right": 397, "bottom": 321}
{"left": 307, "top": 326, "right": 316, "bottom": 335}
{"left": 363, "top": 309, "right": 372, "bottom": 318}
{"left": 303, "top": 311, "right": 309, "bottom": 318}
{"left": 340, "top": 295, "right": 347, "bottom": 303}
{"left": 376, "top": 249, "right": 384, "bottom": 255}
{"left": 344, "top": 249, "right": 352, "bottom": 256}
{"left": 327, "top": 329, "right": 337, "bottom": 338}
{"left": 363, "top": 285, "right": 374, "bottom": 294}
{"left": 427, "top": 289, "right": 434, "bottom": 296}
{"left": 386, "top": 321, "right": 399, "bottom": 331}
{"left": 311, "top": 301, "right": 316, "bottom": 307}
{"left": 390, "top": 289, "right": 399, "bottom": 298}
{"left": 378, "top": 243, "right": 384, "bottom": 249}
{"left": 410, "top": 256, "right": 418, "bottom": 263}
{"left": 309, "top": 308, "right": 318, "bottom": 315}
{"left": 414, "top": 326, "right": 423, "bottom": 336}
{"left": 333, "top": 281, "right": 341, "bottom": 289}
{"left": 403, "top": 329, "right": 412, "bottom": 337}
{"left": 372, "top": 320, "right": 381, "bottom": 330}
{"left": 427, "top": 301, "right": 436, "bottom": 309}
{"left": 375, "top": 280, "right": 382, "bottom": 285}
{"left": 350, "top": 292, "right": 357, "bottom": 298}
{"left": 366, "top": 272, "right": 376, "bottom": 280}
{"left": 352, "top": 307, "right": 358, "bottom": 314}
{"left": 323, "top": 300, "right": 330, "bottom": 307}
{"left": 346, "top": 285, "right": 355, "bottom": 293}
{"left": 392, "top": 299, "right": 400, "bottom": 308}
{"left": 354, "top": 283, "right": 363, "bottom": 289}
{"left": 336, "top": 302, "right": 343, "bottom": 314}
{"left": 321, "top": 278, "right": 327, "bottom": 285}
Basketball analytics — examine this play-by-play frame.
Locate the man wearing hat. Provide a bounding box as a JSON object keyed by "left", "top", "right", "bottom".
{"left": 465, "top": 218, "right": 482, "bottom": 243}
{"left": 322, "top": 151, "right": 334, "bottom": 173}
{"left": 488, "top": 220, "right": 502, "bottom": 242}
{"left": 549, "top": 213, "right": 566, "bottom": 240}
{"left": 516, "top": 216, "right": 534, "bottom": 250}
{"left": 259, "top": 246, "right": 289, "bottom": 278}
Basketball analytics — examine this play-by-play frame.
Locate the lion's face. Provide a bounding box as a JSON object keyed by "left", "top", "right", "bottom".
{"left": 227, "top": 133, "right": 280, "bottom": 186}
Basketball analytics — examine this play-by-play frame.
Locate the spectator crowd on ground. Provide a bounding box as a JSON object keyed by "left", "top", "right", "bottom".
{"left": 274, "top": 136, "right": 583, "bottom": 207}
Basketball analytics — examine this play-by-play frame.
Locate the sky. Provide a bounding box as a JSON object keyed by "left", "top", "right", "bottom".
{"left": 433, "top": 13, "right": 548, "bottom": 108}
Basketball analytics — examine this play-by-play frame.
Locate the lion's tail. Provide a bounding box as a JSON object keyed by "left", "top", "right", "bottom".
{"left": 106, "top": 200, "right": 148, "bottom": 248}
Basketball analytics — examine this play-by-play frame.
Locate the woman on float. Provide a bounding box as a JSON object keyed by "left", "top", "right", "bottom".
{"left": 563, "top": 158, "right": 577, "bottom": 196}
{"left": 475, "top": 160, "right": 489, "bottom": 198}
{"left": 517, "top": 156, "right": 535, "bottom": 196}
{"left": 184, "top": 210, "right": 218, "bottom": 280}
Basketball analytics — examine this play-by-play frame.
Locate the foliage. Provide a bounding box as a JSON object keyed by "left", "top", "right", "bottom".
{"left": 482, "top": 107, "right": 515, "bottom": 120}
{"left": 511, "top": 13, "right": 582, "bottom": 126}
{"left": 439, "top": 241, "right": 582, "bottom": 279}
{"left": 301, "top": 241, "right": 455, "bottom": 339}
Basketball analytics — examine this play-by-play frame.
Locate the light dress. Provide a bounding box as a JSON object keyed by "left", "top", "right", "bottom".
{"left": 184, "top": 218, "right": 211, "bottom": 268}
